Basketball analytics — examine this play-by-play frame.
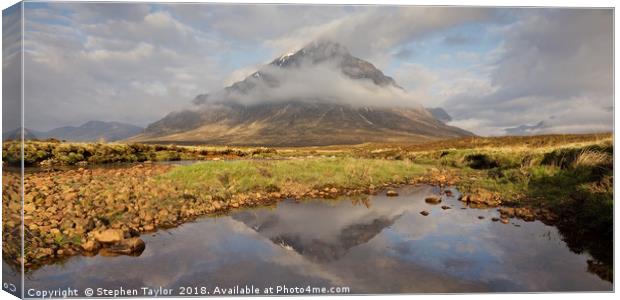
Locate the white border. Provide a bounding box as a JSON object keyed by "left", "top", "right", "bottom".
{"left": 0, "top": 1, "right": 617, "bottom": 300}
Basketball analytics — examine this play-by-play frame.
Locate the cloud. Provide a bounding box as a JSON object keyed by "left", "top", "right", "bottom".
{"left": 400, "top": 9, "right": 613, "bottom": 136}
{"left": 392, "top": 47, "right": 415, "bottom": 60}
{"left": 22, "top": 4, "right": 227, "bottom": 130}
{"left": 392, "top": 63, "right": 496, "bottom": 110}
{"left": 168, "top": 4, "right": 349, "bottom": 42}
{"left": 202, "top": 59, "right": 423, "bottom": 109}
{"left": 442, "top": 33, "right": 478, "bottom": 46}
{"left": 54, "top": 2, "right": 151, "bottom": 23}
{"left": 266, "top": 7, "right": 493, "bottom": 65}
{"left": 391, "top": 63, "right": 439, "bottom": 106}
{"left": 2, "top": 4, "right": 22, "bottom": 132}
{"left": 222, "top": 65, "right": 263, "bottom": 87}
{"left": 489, "top": 10, "right": 612, "bottom": 100}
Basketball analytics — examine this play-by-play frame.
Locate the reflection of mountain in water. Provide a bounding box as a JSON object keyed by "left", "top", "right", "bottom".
{"left": 232, "top": 201, "right": 402, "bottom": 263}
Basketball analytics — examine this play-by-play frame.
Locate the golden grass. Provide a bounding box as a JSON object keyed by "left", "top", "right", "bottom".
{"left": 573, "top": 149, "right": 612, "bottom": 168}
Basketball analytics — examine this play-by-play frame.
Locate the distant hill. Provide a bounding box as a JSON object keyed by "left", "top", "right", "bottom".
{"left": 3, "top": 121, "right": 144, "bottom": 142}
{"left": 2, "top": 128, "right": 40, "bottom": 141}
{"left": 504, "top": 121, "right": 546, "bottom": 135}
{"left": 40, "top": 121, "right": 144, "bottom": 142}
{"left": 130, "top": 40, "right": 473, "bottom": 146}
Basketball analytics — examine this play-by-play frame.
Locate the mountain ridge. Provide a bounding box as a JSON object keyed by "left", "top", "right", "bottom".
{"left": 3, "top": 121, "right": 144, "bottom": 142}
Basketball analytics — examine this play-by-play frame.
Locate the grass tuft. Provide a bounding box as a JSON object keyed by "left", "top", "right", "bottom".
{"left": 572, "top": 149, "right": 612, "bottom": 169}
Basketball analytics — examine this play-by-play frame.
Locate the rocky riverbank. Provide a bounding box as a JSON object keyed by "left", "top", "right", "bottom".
{"left": 0, "top": 161, "right": 599, "bottom": 274}
{"left": 2, "top": 161, "right": 425, "bottom": 270}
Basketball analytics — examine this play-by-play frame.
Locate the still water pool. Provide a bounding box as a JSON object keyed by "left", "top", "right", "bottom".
{"left": 21, "top": 185, "right": 611, "bottom": 295}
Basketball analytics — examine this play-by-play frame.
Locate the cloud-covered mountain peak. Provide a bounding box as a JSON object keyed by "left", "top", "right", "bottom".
{"left": 192, "top": 39, "right": 402, "bottom": 107}
{"left": 264, "top": 39, "right": 398, "bottom": 88}
{"left": 271, "top": 39, "right": 351, "bottom": 67}
{"left": 135, "top": 38, "right": 475, "bottom": 146}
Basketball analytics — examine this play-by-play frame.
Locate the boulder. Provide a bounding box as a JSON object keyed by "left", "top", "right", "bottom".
{"left": 425, "top": 196, "right": 441, "bottom": 204}
{"left": 459, "top": 189, "right": 502, "bottom": 207}
{"left": 81, "top": 240, "right": 101, "bottom": 252}
{"left": 106, "top": 238, "right": 146, "bottom": 255}
{"left": 36, "top": 248, "right": 54, "bottom": 259}
{"left": 420, "top": 211, "right": 430, "bottom": 216}
{"left": 498, "top": 207, "right": 516, "bottom": 218}
{"left": 93, "top": 229, "right": 124, "bottom": 244}
{"left": 213, "top": 202, "right": 222, "bottom": 210}
{"left": 515, "top": 208, "right": 535, "bottom": 222}
{"left": 441, "top": 206, "right": 451, "bottom": 210}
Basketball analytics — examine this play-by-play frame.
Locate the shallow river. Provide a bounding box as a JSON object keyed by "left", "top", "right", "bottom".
{"left": 17, "top": 185, "right": 612, "bottom": 295}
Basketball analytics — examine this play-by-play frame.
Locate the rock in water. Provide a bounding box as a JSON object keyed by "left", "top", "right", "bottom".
{"left": 459, "top": 189, "right": 502, "bottom": 207}
{"left": 441, "top": 205, "right": 451, "bottom": 210}
{"left": 93, "top": 229, "right": 124, "bottom": 244}
{"left": 420, "top": 211, "right": 430, "bottom": 216}
{"left": 425, "top": 196, "right": 441, "bottom": 204}
{"left": 386, "top": 190, "right": 399, "bottom": 197}
{"left": 107, "top": 238, "right": 146, "bottom": 255}
{"left": 81, "top": 240, "right": 101, "bottom": 252}
{"left": 514, "top": 208, "right": 536, "bottom": 222}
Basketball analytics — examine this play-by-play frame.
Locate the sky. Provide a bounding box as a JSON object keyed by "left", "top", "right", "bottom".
{"left": 2, "top": 2, "right": 613, "bottom": 136}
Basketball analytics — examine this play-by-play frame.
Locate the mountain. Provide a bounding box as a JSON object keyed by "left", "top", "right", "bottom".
{"left": 427, "top": 107, "right": 453, "bottom": 123}
{"left": 39, "top": 121, "right": 143, "bottom": 142}
{"left": 131, "top": 40, "right": 473, "bottom": 146}
{"left": 504, "top": 121, "right": 546, "bottom": 136}
{"left": 2, "top": 128, "right": 40, "bottom": 141}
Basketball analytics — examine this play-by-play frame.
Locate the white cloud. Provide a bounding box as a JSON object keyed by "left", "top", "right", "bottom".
{"left": 222, "top": 65, "right": 263, "bottom": 87}
{"left": 206, "top": 61, "right": 424, "bottom": 109}
{"left": 267, "top": 7, "right": 493, "bottom": 66}
{"left": 22, "top": 4, "right": 227, "bottom": 130}
{"left": 411, "top": 9, "right": 613, "bottom": 135}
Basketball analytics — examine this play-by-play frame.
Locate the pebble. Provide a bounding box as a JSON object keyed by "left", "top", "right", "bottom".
{"left": 425, "top": 196, "right": 442, "bottom": 204}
